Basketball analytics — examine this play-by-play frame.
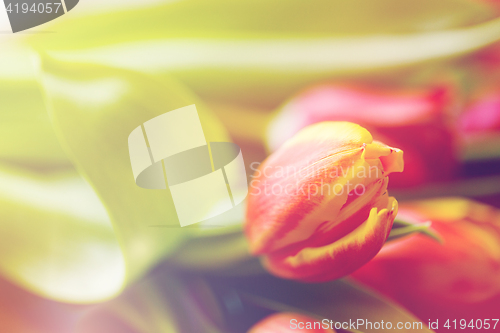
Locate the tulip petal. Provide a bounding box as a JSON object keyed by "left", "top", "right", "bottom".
{"left": 351, "top": 197, "right": 500, "bottom": 324}
{"left": 264, "top": 198, "right": 397, "bottom": 282}
{"left": 247, "top": 122, "right": 374, "bottom": 254}
{"left": 365, "top": 141, "right": 404, "bottom": 175}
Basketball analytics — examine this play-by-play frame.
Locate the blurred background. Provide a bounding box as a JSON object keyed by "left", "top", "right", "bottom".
{"left": 1, "top": 0, "right": 500, "bottom": 332}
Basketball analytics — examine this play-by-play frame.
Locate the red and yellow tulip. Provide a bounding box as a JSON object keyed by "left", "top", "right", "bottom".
{"left": 245, "top": 122, "right": 403, "bottom": 281}
{"left": 350, "top": 198, "right": 500, "bottom": 326}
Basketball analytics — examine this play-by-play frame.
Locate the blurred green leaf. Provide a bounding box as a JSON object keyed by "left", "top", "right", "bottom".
{"left": 39, "top": 55, "right": 235, "bottom": 302}
{"left": 30, "top": 0, "right": 497, "bottom": 49}
{"left": 388, "top": 218, "right": 443, "bottom": 243}
{"left": 0, "top": 164, "right": 124, "bottom": 303}
{"left": 0, "top": 39, "right": 68, "bottom": 166}
{"left": 26, "top": 0, "right": 500, "bottom": 107}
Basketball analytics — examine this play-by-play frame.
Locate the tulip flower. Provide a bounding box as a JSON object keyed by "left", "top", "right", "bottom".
{"left": 267, "top": 84, "right": 457, "bottom": 188}
{"left": 245, "top": 122, "right": 404, "bottom": 282}
{"left": 456, "top": 42, "right": 500, "bottom": 159}
{"left": 458, "top": 88, "right": 500, "bottom": 160}
{"left": 350, "top": 198, "right": 500, "bottom": 326}
{"left": 248, "top": 313, "right": 335, "bottom": 333}
{"left": 460, "top": 92, "right": 500, "bottom": 134}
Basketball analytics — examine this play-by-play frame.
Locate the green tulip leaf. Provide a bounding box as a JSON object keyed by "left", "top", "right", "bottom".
{"left": 27, "top": 0, "right": 500, "bottom": 107}
{"left": 30, "top": 0, "right": 496, "bottom": 49}
{"left": 388, "top": 217, "right": 443, "bottom": 243}
{"left": 0, "top": 164, "right": 123, "bottom": 303}
{"left": 0, "top": 39, "right": 68, "bottom": 166}
{"left": 38, "top": 55, "right": 235, "bottom": 303}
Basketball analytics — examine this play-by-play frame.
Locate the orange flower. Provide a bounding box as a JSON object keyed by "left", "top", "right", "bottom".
{"left": 245, "top": 122, "right": 403, "bottom": 281}
{"left": 350, "top": 198, "right": 500, "bottom": 326}
{"left": 248, "top": 313, "right": 335, "bottom": 333}
{"left": 267, "top": 84, "right": 457, "bottom": 188}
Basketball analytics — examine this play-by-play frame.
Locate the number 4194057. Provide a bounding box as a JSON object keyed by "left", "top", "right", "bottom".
{"left": 6, "top": 3, "right": 62, "bottom": 14}
{"left": 443, "top": 319, "right": 499, "bottom": 330}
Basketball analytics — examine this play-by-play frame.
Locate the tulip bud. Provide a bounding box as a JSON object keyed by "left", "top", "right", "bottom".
{"left": 350, "top": 198, "right": 500, "bottom": 322}
{"left": 245, "top": 122, "right": 403, "bottom": 282}
{"left": 267, "top": 84, "right": 457, "bottom": 188}
{"left": 249, "top": 313, "right": 335, "bottom": 333}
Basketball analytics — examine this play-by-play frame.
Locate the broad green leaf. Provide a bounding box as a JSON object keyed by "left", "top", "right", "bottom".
{"left": 29, "top": 0, "right": 496, "bottom": 49}
{"left": 39, "top": 55, "right": 234, "bottom": 303}
{"left": 0, "top": 38, "right": 68, "bottom": 166}
{"left": 0, "top": 164, "right": 124, "bottom": 303}
{"left": 26, "top": 0, "right": 500, "bottom": 107}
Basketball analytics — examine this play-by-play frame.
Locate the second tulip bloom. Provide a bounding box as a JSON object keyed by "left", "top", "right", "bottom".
{"left": 245, "top": 122, "right": 403, "bottom": 281}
